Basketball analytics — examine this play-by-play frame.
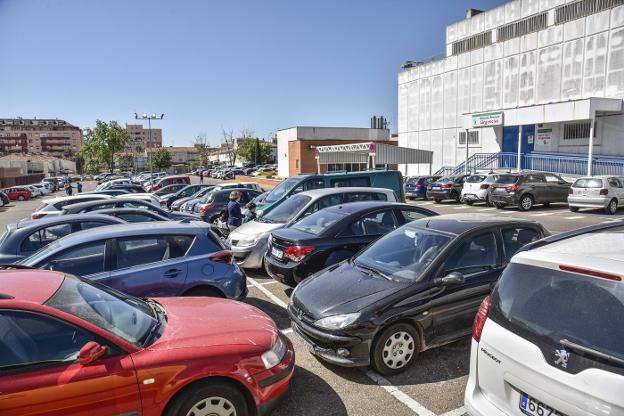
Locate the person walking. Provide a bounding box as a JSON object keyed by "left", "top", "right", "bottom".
{"left": 226, "top": 191, "right": 243, "bottom": 231}
{"left": 244, "top": 202, "right": 257, "bottom": 223}
{"left": 76, "top": 181, "right": 83, "bottom": 193}
{"left": 199, "top": 170, "right": 204, "bottom": 184}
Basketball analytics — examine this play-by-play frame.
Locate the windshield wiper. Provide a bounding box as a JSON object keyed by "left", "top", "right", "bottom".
{"left": 354, "top": 263, "right": 391, "bottom": 280}
{"left": 560, "top": 339, "right": 624, "bottom": 367}
{"left": 141, "top": 299, "right": 165, "bottom": 347}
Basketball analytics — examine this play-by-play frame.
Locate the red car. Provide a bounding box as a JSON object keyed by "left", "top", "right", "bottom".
{"left": 146, "top": 175, "right": 191, "bottom": 193}
{"left": 4, "top": 187, "right": 31, "bottom": 201}
{"left": 0, "top": 270, "right": 294, "bottom": 416}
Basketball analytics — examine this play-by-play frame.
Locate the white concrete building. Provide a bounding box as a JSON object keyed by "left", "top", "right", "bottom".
{"left": 399, "top": 0, "right": 624, "bottom": 176}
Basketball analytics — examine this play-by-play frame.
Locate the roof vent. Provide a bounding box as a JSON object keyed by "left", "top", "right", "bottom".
{"left": 466, "top": 8, "right": 484, "bottom": 18}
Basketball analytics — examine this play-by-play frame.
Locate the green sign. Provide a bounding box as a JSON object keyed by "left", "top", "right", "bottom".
{"left": 472, "top": 111, "right": 504, "bottom": 128}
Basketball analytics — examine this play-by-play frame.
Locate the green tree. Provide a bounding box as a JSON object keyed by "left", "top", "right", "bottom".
{"left": 80, "top": 120, "right": 128, "bottom": 172}
{"left": 116, "top": 154, "right": 135, "bottom": 171}
{"left": 151, "top": 148, "right": 172, "bottom": 170}
{"left": 236, "top": 139, "right": 272, "bottom": 164}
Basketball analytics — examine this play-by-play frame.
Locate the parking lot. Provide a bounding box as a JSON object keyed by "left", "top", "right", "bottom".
{"left": 3, "top": 179, "right": 622, "bottom": 416}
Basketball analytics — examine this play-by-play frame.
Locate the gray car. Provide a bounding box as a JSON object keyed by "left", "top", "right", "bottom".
{"left": 0, "top": 214, "right": 124, "bottom": 264}
{"left": 61, "top": 198, "right": 200, "bottom": 221}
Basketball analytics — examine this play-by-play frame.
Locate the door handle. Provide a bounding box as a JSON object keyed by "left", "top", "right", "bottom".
{"left": 164, "top": 269, "right": 182, "bottom": 278}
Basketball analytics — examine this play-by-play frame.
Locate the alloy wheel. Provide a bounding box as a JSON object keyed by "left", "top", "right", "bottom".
{"left": 520, "top": 196, "right": 533, "bottom": 211}
{"left": 186, "top": 396, "right": 237, "bottom": 416}
{"left": 382, "top": 331, "right": 415, "bottom": 370}
{"left": 608, "top": 199, "right": 618, "bottom": 215}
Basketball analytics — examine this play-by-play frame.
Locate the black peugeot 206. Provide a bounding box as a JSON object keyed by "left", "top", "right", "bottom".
{"left": 288, "top": 214, "right": 548, "bottom": 375}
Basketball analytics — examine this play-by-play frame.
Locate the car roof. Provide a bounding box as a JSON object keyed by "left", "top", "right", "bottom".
{"left": 408, "top": 213, "right": 537, "bottom": 235}
{"left": 323, "top": 201, "right": 414, "bottom": 214}
{"left": 62, "top": 197, "right": 157, "bottom": 211}
{"left": 42, "top": 194, "right": 112, "bottom": 204}
{"left": 0, "top": 270, "right": 65, "bottom": 304}
{"left": 15, "top": 213, "right": 124, "bottom": 229}
{"left": 298, "top": 187, "right": 393, "bottom": 197}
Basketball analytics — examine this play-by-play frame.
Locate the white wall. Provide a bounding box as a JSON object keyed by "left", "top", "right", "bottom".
{"left": 276, "top": 128, "right": 297, "bottom": 178}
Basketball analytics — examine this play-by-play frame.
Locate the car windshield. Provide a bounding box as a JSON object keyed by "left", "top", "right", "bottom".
{"left": 494, "top": 174, "right": 518, "bottom": 184}
{"left": 45, "top": 275, "right": 159, "bottom": 346}
{"left": 353, "top": 225, "right": 452, "bottom": 282}
{"left": 466, "top": 175, "right": 487, "bottom": 183}
{"left": 490, "top": 262, "right": 624, "bottom": 362}
{"left": 573, "top": 178, "right": 604, "bottom": 188}
{"left": 262, "top": 194, "right": 312, "bottom": 223}
{"left": 406, "top": 177, "right": 420, "bottom": 185}
{"left": 264, "top": 178, "right": 301, "bottom": 203}
{"left": 291, "top": 210, "right": 346, "bottom": 235}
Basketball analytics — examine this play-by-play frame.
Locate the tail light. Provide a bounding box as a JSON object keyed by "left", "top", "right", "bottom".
{"left": 199, "top": 203, "right": 214, "bottom": 213}
{"left": 427, "top": 184, "right": 433, "bottom": 190}
{"left": 31, "top": 212, "right": 47, "bottom": 220}
{"left": 569, "top": 188, "right": 574, "bottom": 195}
{"left": 160, "top": 200, "right": 167, "bottom": 207}
{"left": 600, "top": 188, "right": 609, "bottom": 196}
{"left": 505, "top": 184, "right": 519, "bottom": 192}
{"left": 472, "top": 295, "right": 491, "bottom": 342}
{"left": 414, "top": 184, "right": 422, "bottom": 189}
{"left": 283, "top": 245, "right": 315, "bottom": 262}
{"left": 480, "top": 184, "right": 490, "bottom": 190}
{"left": 209, "top": 250, "right": 233, "bottom": 264}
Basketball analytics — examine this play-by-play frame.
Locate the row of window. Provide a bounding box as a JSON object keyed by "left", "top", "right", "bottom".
{"left": 497, "top": 12, "right": 548, "bottom": 43}
{"left": 555, "top": 0, "right": 624, "bottom": 25}
{"left": 562, "top": 121, "right": 596, "bottom": 140}
{"left": 451, "top": 31, "right": 492, "bottom": 55}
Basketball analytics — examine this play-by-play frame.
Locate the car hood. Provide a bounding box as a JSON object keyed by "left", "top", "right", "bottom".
{"left": 149, "top": 297, "right": 278, "bottom": 351}
{"left": 229, "top": 219, "right": 284, "bottom": 239}
{"left": 292, "top": 261, "right": 408, "bottom": 319}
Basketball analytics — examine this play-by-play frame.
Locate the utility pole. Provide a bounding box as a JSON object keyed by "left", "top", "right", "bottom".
{"left": 134, "top": 113, "right": 164, "bottom": 172}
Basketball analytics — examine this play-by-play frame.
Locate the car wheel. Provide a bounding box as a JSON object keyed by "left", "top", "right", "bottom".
{"left": 422, "top": 195, "right": 428, "bottom": 201}
{"left": 485, "top": 196, "right": 492, "bottom": 207}
{"left": 371, "top": 323, "right": 419, "bottom": 376}
{"left": 164, "top": 380, "right": 249, "bottom": 416}
{"left": 605, "top": 198, "right": 618, "bottom": 215}
{"left": 434, "top": 198, "right": 442, "bottom": 204}
{"left": 518, "top": 194, "right": 534, "bottom": 211}
{"left": 18, "top": 195, "right": 24, "bottom": 201}
{"left": 453, "top": 193, "right": 461, "bottom": 203}
{"left": 183, "top": 286, "right": 224, "bottom": 298}
{"left": 569, "top": 206, "right": 579, "bottom": 212}
{"left": 494, "top": 202, "right": 505, "bottom": 209}
{"left": 465, "top": 199, "right": 474, "bottom": 206}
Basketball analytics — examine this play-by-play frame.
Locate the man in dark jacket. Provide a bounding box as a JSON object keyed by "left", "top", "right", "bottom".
{"left": 226, "top": 191, "right": 242, "bottom": 231}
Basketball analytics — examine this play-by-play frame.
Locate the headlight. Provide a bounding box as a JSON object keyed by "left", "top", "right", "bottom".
{"left": 261, "top": 335, "right": 287, "bottom": 369}
{"left": 237, "top": 236, "right": 258, "bottom": 247}
{"left": 314, "top": 313, "right": 361, "bottom": 330}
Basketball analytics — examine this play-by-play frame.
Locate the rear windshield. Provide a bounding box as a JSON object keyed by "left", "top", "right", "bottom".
{"left": 438, "top": 177, "right": 456, "bottom": 183}
{"left": 466, "top": 175, "right": 487, "bottom": 183}
{"left": 291, "top": 210, "right": 346, "bottom": 235}
{"left": 490, "top": 263, "right": 624, "bottom": 362}
{"left": 572, "top": 178, "right": 604, "bottom": 188}
{"left": 494, "top": 175, "right": 518, "bottom": 185}
{"left": 405, "top": 177, "right": 421, "bottom": 185}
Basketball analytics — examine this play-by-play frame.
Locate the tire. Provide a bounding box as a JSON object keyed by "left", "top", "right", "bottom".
{"left": 164, "top": 380, "right": 249, "bottom": 416}
{"left": 371, "top": 323, "right": 420, "bottom": 376}
{"left": 518, "top": 194, "right": 534, "bottom": 211}
{"left": 485, "top": 196, "right": 492, "bottom": 207}
{"left": 422, "top": 195, "right": 428, "bottom": 201}
{"left": 453, "top": 193, "right": 461, "bottom": 203}
{"left": 494, "top": 202, "right": 505, "bottom": 210}
{"left": 17, "top": 195, "right": 24, "bottom": 201}
{"left": 183, "top": 286, "right": 224, "bottom": 298}
{"left": 434, "top": 198, "right": 442, "bottom": 204}
{"left": 605, "top": 198, "right": 618, "bottom": 215}
{"left": 465, "top": 199, "right": 474, "bottom": 206}
{"left": 569, "top": 206, "right": 579, "bottom": 212}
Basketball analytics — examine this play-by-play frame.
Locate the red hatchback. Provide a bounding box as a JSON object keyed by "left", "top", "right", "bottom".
{"left": 147, "top": 175, "right": 191, "bottom": 193}
{"left": 4, "top": 187, "right": 31, "bottom": 201}
{"left": 0, "top": 270, "right": 294, "bottom": 416}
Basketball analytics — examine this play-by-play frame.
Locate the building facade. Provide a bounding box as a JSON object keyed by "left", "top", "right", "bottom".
{"left": 125, "top": 124, "right": 162, "bottom": 153}
{"left": 0, "top": 118, "right": 82, "bottom": 157}
{"left": 399, "top": 0, "right": 624, "bottom": 175}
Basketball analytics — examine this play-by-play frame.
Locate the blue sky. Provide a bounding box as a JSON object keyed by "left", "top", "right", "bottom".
{"left": 0, "top": 0, "right": 506, "bottom": 146}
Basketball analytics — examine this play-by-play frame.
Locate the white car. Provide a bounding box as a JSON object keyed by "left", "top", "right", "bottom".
{"left": 95, "top": 178, "right": 132, "bottom": 190}
{"left": 31, "top": 194, "right": 113, "bottom": 219}
{"left": 568, "top": 176, "right": 624, "bottom": 215}
{"left": 33, "top": 183, "right": 52, "bottom": 195}
{"left": 461, "top": 173, "right": 499, "bottom": 206}
{"left": 465, "top": 223, "right": 624, "bottom": 416}
{"left": 24, "top": 185, "right": 42, "bottom": 198}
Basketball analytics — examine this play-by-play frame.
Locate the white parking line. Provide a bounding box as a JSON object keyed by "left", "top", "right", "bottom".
{"left": 478, "top": 208, "right": 495, "bottom": 211}
{"left": 452, "top": 206, "right": 469, "bottom": 209}
{"left": 564, "top": 216, "right": 585, "bottom": 220}
{"left": 439, "top": 406, "right": 466, "bottom": 416}
{"left": 246, "top": 280, "right": 277, "bottom": 288}
{"left": 531, "top": 212, "right": 553, "bottom": 217}
{"left": 247, "top": 276, "right": 288, "bottom": 308}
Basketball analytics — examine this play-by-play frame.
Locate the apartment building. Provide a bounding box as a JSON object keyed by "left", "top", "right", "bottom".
{"left": 0, "top": 118, "right": 83, "bottom": 157}
{"left": 125, "top": 123, "right": 163, "bottom": 153}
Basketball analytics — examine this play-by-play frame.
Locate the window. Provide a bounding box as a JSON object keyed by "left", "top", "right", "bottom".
{"left": 497, "top": 13, "right": 548, "bottom": 43}
{"left": 295, "top": 159, "right": 299, "bottom": 169}
{"left": 544, "top": 174, "right": 563, "bottom": 183}
{"left": 608, "top": 178, "right": 623, "bottom": 188}
{"left": 0, "top": 310, "right": 95, "bottom": 369}
{"left": 302, "top": 194, "right": 343, "bottom": 217}
{"left": 116, "top": 235, "right": 193, "bottom": 269}
{"left": 400, "top": 209, "right": 428, "bottom": 222}
{"left": 563, "top": 121, "right": 595, "bottom": 140}
{"left": 116, "top": 213, "right": 157, "bottom": 222}
{"left": 21, "top": 231, "right": 42, "bottom": 253}
{"left": 444, "top": 232, "right": 497, "bottom": 275}
{"left": 330, "top": 177, "right": 370, "bottom": 188}
{"left": 501, "top": 227, "right": 540, "bottom": 262}
{"left": 83, "top": 203, "right": 115, "bottom": 212}
{"left": 343, "top": 192, "right": 374, "bottom": 203}
{"left": 346, "top": 210, "right": 398, "bottom": 237}
{"left": 451, "top": 31, "right": 492, "bottom": 55}
{"left": 38, "top": 241, "right": 107, "bottom": 276}
{"left": 303, "top": 179, "right": 324, "bottom": 191}
{"left": 526, "top": 174, "right": 545, "bottom": 183}
{"left": 458, "top": 131, "right": 479, "bottom": 145}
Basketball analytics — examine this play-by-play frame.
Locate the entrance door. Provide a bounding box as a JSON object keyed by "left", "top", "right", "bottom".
{"left": 502, "top": 125, "right": 535, "bottom": 169}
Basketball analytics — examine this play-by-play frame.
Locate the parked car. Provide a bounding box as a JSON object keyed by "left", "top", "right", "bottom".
{"left": 404, "top": 176, "right": 441, "bottom": 200}
{"left": 61, "top": 198, "right": 200, "bottom": 221}
{"left": 257, "top": 170, "right": 405, "bottom": 217}
{"left": 4, "top": 187, "right": 32, "bottom": 201}
{"left": 146, "top": 175, "right": 191, "bottom": 192}
{"left": 94, "top": 208, "right": 170, "bottom": 223}
{"left": 265, "top": 202, "right": 438, "bottom": 286}
{"left": 87, "top": 189, "right": 131, "bottom": 197}
{"left": 197, "top": 188, "right": 262, "bottom": 222}
{"left": 24, "top": 185, "right": 42, "bottom": 198}
{"left": 153, "top": 183, "right": 188, "bottom": 197}
{"left": 33, "top": 183, "right": 53, "bottom": 195}
{"left": 252, "top": 168, "right": 277, "bottom": 177}
{"left": 568, "top": 175, "right": 624, "bottom": 215}
{"left": 161, "top": 184, "right": 211, "bottom": 208}
{"left": 183, "top": 182, "right": 264, "bottom": 213}
{"left": 461, "top": 173, "right": 500, "bottom": 206}
{"left": 490, "top": 172, "right": 570, "bottom": 211}
{"left": 0, "top": 269, "right": 294, "bottom": 416}
{"left": 288, "top": 214, "right": 548, "bottom": 375}
{"left": 0, "top": 214, "right": 125, "bottom": 264}
{"left": 172, "top": 186, "right": 216, "bottom": 211}
{"left": 426, "top": 174, "right": 469, "bottom": 203}
{"left": 229, "top": 187, "right": 398, "bottom": 269}
{"left": 42, "top": 177, "right": 59, "bottom": 192}
{"left": 464, "top": 222, "right": 624, "bottom": 416}
{"left": 107, "top": 184, "right": 146, "bottom": 193}
{"left": 32, "top": 194, "right": 113, "bottom": 219}
{"left": 21, "top": 221, "right": 246, "bottom": 299}
{"left": 224, "top": 169, "right": 245, "bottom": 180}
{"left": 95, "top": 178, "right": 132, "bottom": 190}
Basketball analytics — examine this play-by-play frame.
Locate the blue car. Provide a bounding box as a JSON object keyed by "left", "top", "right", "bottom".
{"left": 404, "top": 175, "right": 441, "bottom": 200}
{"left": 20, "top": 221, "right": 247, "bottom": 300}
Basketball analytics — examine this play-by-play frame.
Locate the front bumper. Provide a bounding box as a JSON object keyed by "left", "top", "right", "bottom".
{"left": 567, "top": 196, "right": 609, "bottom": 208}
{"left": 253, "top": 337, "right": 295, "bottom": 416}
{"left": 231, "top": 237, "right": 268, "bottom": 269}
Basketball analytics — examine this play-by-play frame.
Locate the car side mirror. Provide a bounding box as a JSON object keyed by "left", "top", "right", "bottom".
{"left": 558, "top": 180, "right": 567, "bottom": 185}
{"left": 79, "top": 341, "right": 107, "bottom": 366}
{"left": 434, "top": 271, "right": 465, "bottom": 286}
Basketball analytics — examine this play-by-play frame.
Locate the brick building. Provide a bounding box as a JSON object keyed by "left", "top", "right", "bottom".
{"left": 0, "top": 118, "right": 82, "bottom": 157}
{"left": 125, "top": 124, "right": 162, "bottom": 153}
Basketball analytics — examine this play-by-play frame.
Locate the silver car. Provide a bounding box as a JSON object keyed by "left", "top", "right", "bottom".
{"left": 228, "top": 187, "right": 397, "bottom": 269}
{"left": 568, "top": 176, "right": 624, "bottom": 215}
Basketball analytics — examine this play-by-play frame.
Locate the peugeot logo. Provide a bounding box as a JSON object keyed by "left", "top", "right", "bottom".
{"left": 554, "top": 349, "right": 570, "bottom": 368}
{"left": 297, "top": 309, "right": 304, "bottom": 320}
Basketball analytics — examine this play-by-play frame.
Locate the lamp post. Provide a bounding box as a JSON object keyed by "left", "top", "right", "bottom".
{"left": 134, "top": 112, "right": 164, "bottom": 172}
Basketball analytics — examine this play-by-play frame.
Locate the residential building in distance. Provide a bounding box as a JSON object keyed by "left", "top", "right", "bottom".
{"left": 125, "top": 123, "right": 162, "bottom": 153}
{"left": 0, "top": 118, "right": 82, "bottom": 157}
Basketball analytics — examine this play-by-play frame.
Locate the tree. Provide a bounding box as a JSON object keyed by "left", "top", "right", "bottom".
{"left": 80, "top": 120, "right": 128, "bottom": 172}
{"left": 116, "top": 154, "right": 135, "bottom": 171}
{"left": 221, "top": 128, "right": 236, "bottom": 166}
{"left": 236, "top": 139, "right": 273, "bottom": 165}
{"left": 194, "top": 132, "right": 210, "bottom": 166}
{"left": 151, "top": 148, "right": 172, "bottom": 170}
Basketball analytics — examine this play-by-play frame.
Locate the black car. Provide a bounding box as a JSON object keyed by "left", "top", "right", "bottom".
{"left": 197, "top": 188, "right": 262, "bottom": 222}
{"left": 107, "top": 184, "right": 146, "bottom": 193}
{"left": 265, "top": 202, "right": 437, "bottom": 286}
{"left": 162, "top": 184, "right": 212, "bottom": 208}
{"left": 60, "top": 198, "right": 200, "bottom": 221}
{"left": 426, "top": 174, "right": 469, "bottom": 203}
{"left": 489, "top": 172, "right": 570, "bottom": 211}
{"left": 94, "top": 208, "right": 169, "bottom": 222}
{"left": 288, "top": 214, "right": 548, "bottom": 375}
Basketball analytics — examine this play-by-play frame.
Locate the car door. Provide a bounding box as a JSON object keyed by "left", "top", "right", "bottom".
{"left": 428, "top": 230, "right": 503, "bottom": 343}
{"left": 524, "top": 174, "right": 546, "bottom": 203}
{"left": 335, "top": 209, "right": 400, "bottom": 259}
{"left": 500, "top": 226, "right": 542, "bottom": 264}
{"left": 104, "top": 235, "right": 193, "bottom": 297}
{"left": 544, "top": 173, "right": 568, "bottom": 202}
{"left": 36, "top": 240, "right": 111, "bottom": 283}
{"left": 0, "top": 310, "right": 141, "bottom": 416}
{"left": 608, "top": 177, "right": 624, "bottom": 204}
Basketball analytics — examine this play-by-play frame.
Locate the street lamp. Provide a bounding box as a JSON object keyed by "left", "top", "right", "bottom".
{"left": 134, "top": 112, "right": 164, "bottom": 172}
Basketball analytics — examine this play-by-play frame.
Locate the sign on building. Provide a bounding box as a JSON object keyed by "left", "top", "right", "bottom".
{"left": 471, "top": 111, "right": 504, "bottom": 128}
{"left": 536, "top": 128, "right": 552, "bottom": 145}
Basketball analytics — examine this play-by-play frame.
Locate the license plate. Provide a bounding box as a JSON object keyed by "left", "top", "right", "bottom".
{"left": 432, "top": 186, "right": 440, "bottom": 190}
{"left": 519, "top": 393, "right": 564, "bottom": 416}
{"left": 271, "top": 247, "right": 283, "bottom": 259}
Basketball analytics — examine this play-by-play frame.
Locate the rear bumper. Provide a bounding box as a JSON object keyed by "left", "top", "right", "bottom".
{"left": 264, "top": 254, "right": 300, "bottom": 286}
{"left": 405, "top": 188, "right": 426, "bottom": 198}
{"left": 489, "top": 193, "right": 518, "bottom": 205}
{"left": 427, "top": 189, "right": 453, "bottom": 200}
{"left": 567, "top": 196, "right": 609, "bottom": 208}
{"left": 464, "top": 339, "right": 507, "bottom": 416}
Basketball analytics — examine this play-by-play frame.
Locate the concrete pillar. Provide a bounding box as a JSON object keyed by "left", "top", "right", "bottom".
{"left": 587, "top": 116, "right": 595, "bottom": 176}
{"left": 517, "top": 125, "right": 523, "bottom": 172}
